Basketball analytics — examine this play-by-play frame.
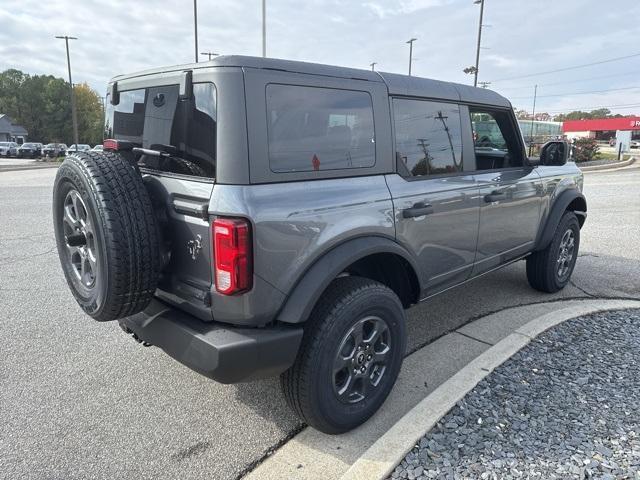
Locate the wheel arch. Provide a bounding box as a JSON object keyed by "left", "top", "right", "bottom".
{"left": 534, "top": 189, "right": 587, "bottom": 252}
{"left": 277, "top": 236, "right": 422, "bottom": 324}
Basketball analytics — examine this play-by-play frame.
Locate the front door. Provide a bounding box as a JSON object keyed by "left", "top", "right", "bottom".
{"left": 387, "top": 98, "right": 480, "bottom": 296}
{"left": 468, "top": 108, "right": 543, "bottom": 274}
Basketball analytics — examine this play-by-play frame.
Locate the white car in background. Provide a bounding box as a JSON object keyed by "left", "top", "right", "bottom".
{"left": 0, "top": 141, "right": 19, "bottom": 157}
{"left": 91, "top": 144, "right": 104, "bottom": 152}
{"left": 65, "top": 144, "right": 91, "bottom": 155}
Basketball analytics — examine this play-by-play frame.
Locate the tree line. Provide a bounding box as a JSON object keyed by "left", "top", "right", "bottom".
{"left": 514, "top": 107, "right": 636, "bottom": 122}
{"left": 0, "top": 69, "right": 104, "bottom": 145}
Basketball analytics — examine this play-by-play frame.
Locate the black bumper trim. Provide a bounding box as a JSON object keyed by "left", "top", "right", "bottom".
{"left": 120, "top": 299, "right": 303, "bottom": 384}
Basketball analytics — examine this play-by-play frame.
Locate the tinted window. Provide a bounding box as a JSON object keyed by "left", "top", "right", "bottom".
{"left": 470, "top": 109, "right": 523, "bottom": 170}
{"left": 393, "top": 99, "right": 463, "bottom": 177}
{"left": 104, "top": 82, "right": 217, "bottom": 178}
{"left": 266, "top": 84, "right": 375, "bottom": 173}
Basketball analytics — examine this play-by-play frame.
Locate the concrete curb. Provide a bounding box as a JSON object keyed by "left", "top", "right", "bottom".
{"left": 580, "top": 156, "right": 636, "bottom": 172}
{"left": 340, "top": 299, "right": 640, "bottom": 480}
{"left": 0, "top": 163, "right": 60, "bottom": 173}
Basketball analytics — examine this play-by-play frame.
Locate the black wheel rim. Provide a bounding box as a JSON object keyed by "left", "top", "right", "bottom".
{"left": 62, "top": 189, "right": 98, "bottom": 289}
{"left": 332, "top": 315, "right": 391, "bottom": 404}
{"left": 557, "top": 228, "right": 575, "bottom": 280}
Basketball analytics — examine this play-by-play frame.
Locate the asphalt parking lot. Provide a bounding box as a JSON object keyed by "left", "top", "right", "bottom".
{"left": 1, "top": 165, "right": 639, "bottom": 479}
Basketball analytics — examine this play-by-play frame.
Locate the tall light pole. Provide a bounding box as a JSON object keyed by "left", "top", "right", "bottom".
{"left": 55, "top": 35, "right": 79, "bottom": 150}
{"left": 201, "top": 51, "right": 219, "bottom": 61}
{"left": 473, "top": 0, "right": 485, "bottom": 87}
{"left": 194, "top": 0, "right": 199, "bottom": 62}
{"left": 370, "top": 62, "right": 377, "bottom": 71}
{"left": 262, "top": 0, "right": 266, "bottom": 57}
{"left": 407, "top": 38, "right": 417, "bottom": 76}
{"left": 528, "top": 84, "right": 538, "bottom": 156}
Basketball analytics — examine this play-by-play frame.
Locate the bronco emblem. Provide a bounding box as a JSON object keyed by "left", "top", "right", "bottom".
{"left": 187, "top": 234, "right": 202, "bottom": 260}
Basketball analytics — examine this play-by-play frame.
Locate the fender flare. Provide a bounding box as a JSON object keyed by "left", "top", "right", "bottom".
{"left": 277, "top": 236, "right": 421, "bottom": 324}
{"left": 534, "top": 189, "right": 587, "bottom": 251}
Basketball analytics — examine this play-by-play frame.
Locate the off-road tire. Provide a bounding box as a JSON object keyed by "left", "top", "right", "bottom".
{"left": 53, "top": 151, "right": 161, "bottom": 321}
{"left": 526, "top": 211, "right": 580, "bottom": 293}
{"left": 281, "top": 276, "right": 406, "bottom": 434}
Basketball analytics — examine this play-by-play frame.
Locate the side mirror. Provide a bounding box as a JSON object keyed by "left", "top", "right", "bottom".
{"left": 539, "top": 140, "right": 569, "bottom": 166}
{"left": 108, "top": 81, "right": 120, "bottom": 106}
{"left": 179, "top": 70, "right": 193, "bottom": 100}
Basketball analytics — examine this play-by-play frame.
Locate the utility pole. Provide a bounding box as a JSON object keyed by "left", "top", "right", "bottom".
{"left": 529, "top": 84, "right": 538, "bottom": 156}
{"left": 473, "top": 0, "right": 485, "bottom": 87}
{"left": 370, "top": 62, "right": 377, "bottom": 71}
{"left": 201, "top": 51, "right": 219, "bottom": 61}
{"left": 194, "top": 0, "right": 199, "bottom": 62}
{"left": 262, "top": 0, "right": 266, "bottom": 57}
{"left": 407, "top": 38, "right": 417, "bottom": 76}
{"left": 55, "top": 35, "right": 79, "bottom": 150}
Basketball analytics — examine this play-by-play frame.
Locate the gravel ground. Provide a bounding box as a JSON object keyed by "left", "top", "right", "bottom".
{"left": 390, "top": 309, "right": 640, "bottom": 480}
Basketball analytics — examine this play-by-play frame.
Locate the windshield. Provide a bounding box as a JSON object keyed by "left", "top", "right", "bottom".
{"left": 104, "top": 82, "right": 217, "bottom": 178}
{"left": 0, "top": 142, "right": 10, "bottom": 147}
{"left": 22, "top": 143, "right": 38, "bottom": 148}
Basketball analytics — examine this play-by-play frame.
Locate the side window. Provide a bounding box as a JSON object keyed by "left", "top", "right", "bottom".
{"left": 470, "top": 109, "right": 524, "bottom": 170}
{"left": 266, "top": 84, "right": 375, "bottom": 173}
{"left": 393, "top": 99, "right": 463, "bottom": 177}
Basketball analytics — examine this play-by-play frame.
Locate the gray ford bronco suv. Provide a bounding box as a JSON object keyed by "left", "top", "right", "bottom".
{"left": 53, "top": 55, "right": 586, "bottom": 434}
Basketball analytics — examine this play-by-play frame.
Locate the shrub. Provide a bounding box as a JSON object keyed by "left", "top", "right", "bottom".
{"left": 571, "top": 138, "right": 599, "bottom": 163}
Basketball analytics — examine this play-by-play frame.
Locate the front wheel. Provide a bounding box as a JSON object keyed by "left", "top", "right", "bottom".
{"left": 281, "top": 277, "right": 407, "bottom": 434}
{"left": 526, "top": 211, "right": 580, "bottom": 293}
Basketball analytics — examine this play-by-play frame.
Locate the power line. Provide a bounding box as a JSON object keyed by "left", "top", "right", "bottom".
{"left": 495, "top": 69, "right": 640, "bottom": 91}
{"left": 516, "top": 103, "right": 640, "bottom": 114}
{"left": 509, "top": 85, "right": 640, "bottom": 100}
{"left": 490, "top": 52, "right": 640, "bottom": 83}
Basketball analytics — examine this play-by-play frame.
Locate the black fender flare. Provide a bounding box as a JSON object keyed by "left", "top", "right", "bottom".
{"left": 534, "top": 189, "right": 587, "bottom": 251}
{"left": 277, "top": 236, "right": 421, "bottom": 324}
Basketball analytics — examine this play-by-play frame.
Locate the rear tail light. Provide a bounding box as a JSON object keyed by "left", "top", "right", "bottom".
{"left": 213, "top": 218, "right": 252, "bottom": 295}
{"left": 103, "top": 139, "right": 135, "bottom": 151}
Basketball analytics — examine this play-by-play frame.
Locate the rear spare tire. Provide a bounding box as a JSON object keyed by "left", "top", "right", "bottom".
{"left": 53, "top": 151, "right": 161, "bottom": 321}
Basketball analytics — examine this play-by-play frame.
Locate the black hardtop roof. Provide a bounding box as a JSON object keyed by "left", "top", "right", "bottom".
{"left": 112, "top": 55, "right": 510, "bottom": 108}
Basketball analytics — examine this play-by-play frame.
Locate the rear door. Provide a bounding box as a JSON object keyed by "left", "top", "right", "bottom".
{"left": 104, "top": 75, "right": 218, "bottom": 320}
{"left": 468, "top": 108, "right": 543, "bottom": 274}
{"left": 386, "top": 98, "right": 480, "bottom": 295}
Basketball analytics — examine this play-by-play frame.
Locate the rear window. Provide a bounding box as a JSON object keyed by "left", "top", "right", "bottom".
{"left": 266, "top": 84, "right": 375, "bottom": 173}
{"left": 104, "top": 82, "right": 217, "bottom": 178}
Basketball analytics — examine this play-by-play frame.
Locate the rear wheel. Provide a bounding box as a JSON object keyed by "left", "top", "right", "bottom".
{"left": 281, "top": 276, "right": 406, "bottom": 434}
{"left": 526, "top": 211, "right": 580, "bottom": 293}
{"left": 53, "top": 151, "right": 161, "bottom": 321}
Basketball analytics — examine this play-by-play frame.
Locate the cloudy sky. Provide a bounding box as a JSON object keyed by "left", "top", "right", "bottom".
{"left": 1, "top": 0, "right": 639, "bottom": 115}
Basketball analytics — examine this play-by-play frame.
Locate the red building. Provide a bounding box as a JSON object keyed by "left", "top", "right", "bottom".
{"left": 562, "top": 116, "right": 640, "bottom": 140}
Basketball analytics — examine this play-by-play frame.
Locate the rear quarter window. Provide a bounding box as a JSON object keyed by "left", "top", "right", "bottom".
{"left": 266, "top": 84, "right": 375, "bottom": 173}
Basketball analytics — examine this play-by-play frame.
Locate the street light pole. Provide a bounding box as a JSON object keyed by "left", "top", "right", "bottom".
{"left": 194, "top": 0, "right": 199, "bottom": 63}
{"left": 529, "top": 84, "right": 538, "bottom": 156}
{"left": 370, "top": 62, "right": 377, "bottom": 71}
{"left": 406, "top": 38, "right": 417, "bottom": 76}
{"left": 262, "top": 0, "right": 266, "bottom": 57}
{"left": 55, "top": 35, "right": 79, "bottom": 150}
{"left": 473, "top": 0, "right": 485, "bottom": 87}
{"left": 201, "top": 51, "right": 219, "bottom": 61}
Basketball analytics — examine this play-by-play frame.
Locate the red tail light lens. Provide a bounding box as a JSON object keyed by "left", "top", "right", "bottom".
{"left": 213, "top": 218, "right": 252, "bottom": 295}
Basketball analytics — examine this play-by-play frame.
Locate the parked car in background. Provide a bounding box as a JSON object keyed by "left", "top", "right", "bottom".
{"left": 17, "top": 142, "right": 43, "bottom": 158}
{"left": 0, "top": 141, "right": 19, "bottom": 157}
{"left": 42, "top": 143, "right": 67, "bottom": 158}
{"left": 608, "top": 138, "right": 616, "bottom": 147}
{"left": 631, "top": 140, "right": 640, "bottom": 149}
{"left": 65, "top": 144, "right": 91, "bottom": 155}
{"left": 91, "top": 144, "right": 104, "bottom": 152}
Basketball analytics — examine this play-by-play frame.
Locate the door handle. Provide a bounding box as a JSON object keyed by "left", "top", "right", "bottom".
{"left": 484, "top": 191, "right": 506, "bottom": 203}
{"left": 402, "top": 202, "right": 434, "bottom": 218}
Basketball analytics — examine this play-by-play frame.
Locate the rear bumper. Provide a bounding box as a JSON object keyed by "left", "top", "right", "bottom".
{"left": 119, "top": 299, "right": 303, "bottom": 384}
